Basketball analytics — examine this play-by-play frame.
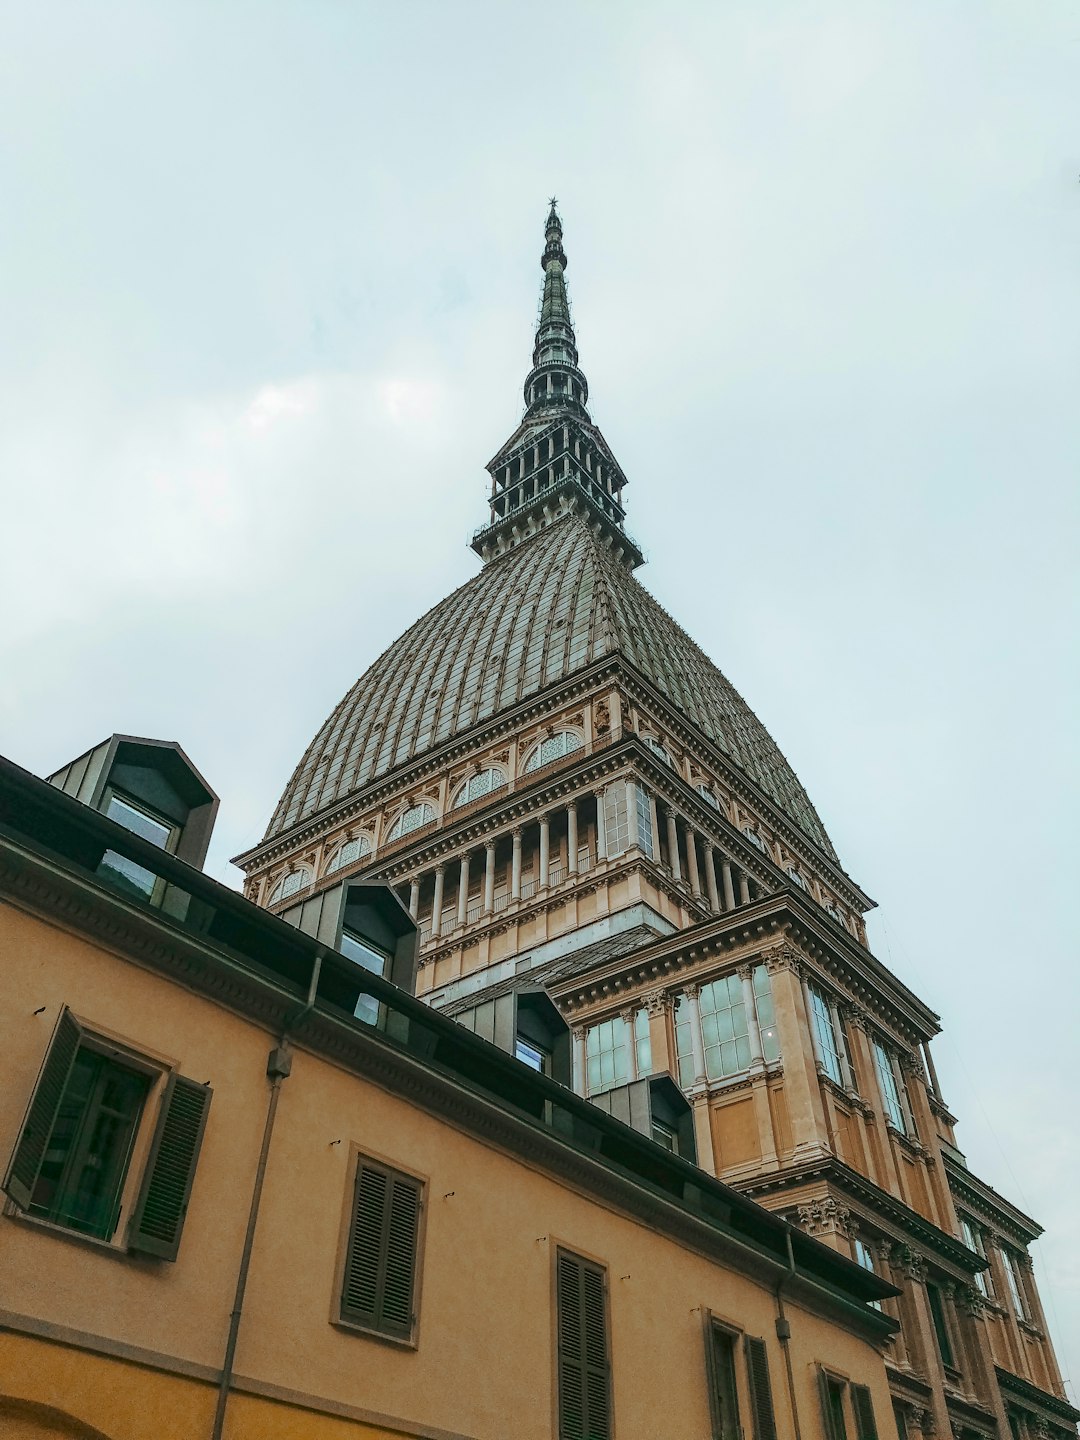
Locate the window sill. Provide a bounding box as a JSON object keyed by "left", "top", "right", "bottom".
{"left": 332, "top": 1315, "right": 418, "bottom": 1351}
{"left": 3, "top": 1201, "right": 153, "bottom": 1263}
{"left": 1018, "top": 1319, "right": 1045, "bottom": 1340}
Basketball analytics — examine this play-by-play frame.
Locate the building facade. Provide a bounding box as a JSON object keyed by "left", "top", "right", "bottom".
{"left": 235, "top": 205, "right": 1078, "bottom": 1440}
{"left": 1, "top": 745, "right": 899, "bottom": 1439}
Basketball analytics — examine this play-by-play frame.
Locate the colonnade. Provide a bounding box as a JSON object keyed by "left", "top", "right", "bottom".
{"left": 404, "top": 776, "right": 762, "bottom": 943}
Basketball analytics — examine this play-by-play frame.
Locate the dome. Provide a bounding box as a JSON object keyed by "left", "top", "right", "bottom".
{"left": 263, "top": 515, "right": 835, "bottom": 858}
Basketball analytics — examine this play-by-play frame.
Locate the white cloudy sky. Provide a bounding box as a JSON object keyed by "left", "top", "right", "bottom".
{"left": 3, "top": 0, "right": 1078, "bottom": 1394}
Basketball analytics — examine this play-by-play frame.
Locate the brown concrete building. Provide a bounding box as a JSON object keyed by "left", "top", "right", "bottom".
{"left": 1, "top": 745, "right": 900, "bottom": 1439}
{"left": 233, "top": 205, "right": 1078, "bottom": 1440}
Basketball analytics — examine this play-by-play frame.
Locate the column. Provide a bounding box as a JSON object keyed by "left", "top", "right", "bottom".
{"left": 704, "top": 844, "right": 720, "bottom": 911}
{"left": 595, "top": 791, "right": 607, "bottom": 861}
{"left": 572, "top": 1025, "right": 587, "bottom": 1095}
{"left": 643, "top": 989, "right": 673, "bottom": 1076}
{"left": 430, "top": 864, "right": 445, "bottom": 939}
{"left": 685, "top": 826, "right": 702, "bottom": 896}
{"left": 738, "top": 869, "right": 751, "bottom": 905}
{"left": 665, "top": 808, "right": 682, "bottom": 882}
{"left": 566, "top": 801, "right": 578, "bottom": 875}
{"left": 830, "top": 997, "right": 855, "bottom": 1091}
{"left": 682, "top": 983, "right": 707, "bottom": 1086}
{"left": 539, "top": 815, "right": 550, "bottom": 888}
{"left": 738, "top": 963, "right": 765, "bottom": 1066}
{"left": 483, "top": 841, "right": 496, "bottom": 916}
{"left": 622, "top": 1008, "right": 639, "bottom": 1081}
{"left": 408, "top": 878, "right": 420, "bottom": 918}
{"left": 625, "top": 777, "right": 639, "bottom": 850}
{"left": 511, "top": 827, "right": 523, "bottom": 900}
{"left": 763, "top": 945, "right": 829, "bottom": 1158}
{"left": 457, "top": 852, "right": 470, "bottom": 926}
{"left": 721, "top": 858, "right": 736, "bottom": 911}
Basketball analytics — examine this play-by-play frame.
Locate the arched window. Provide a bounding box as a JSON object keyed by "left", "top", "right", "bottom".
{"left": 386, "top": 802, "right": 436, "bottom": 842}
{"left": 642, "top": 735, "right": 673, "bottom": 765}
{"left": 325, "top": 834, "right": 372, "bottom": 875}
{"left": 452, "top": 767, "right": 506, "bottom": 808}
{"left": 697, "top": 783, "right": 721, "bottom": 811}
{"left": 743, "top": 826, "right": 766, "bottom": 852}
{"left": 270, "top": 868, "right": 311, "bottom": 903}
{"left": 522, "top": 731, "right": 583, "bottom": 774}
{"left": 787, "top": 866, "right": 807, "bottom": 890}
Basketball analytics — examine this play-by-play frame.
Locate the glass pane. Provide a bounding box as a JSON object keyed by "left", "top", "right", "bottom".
{"left": 340, "top": 931, "right": 388, "bottom": 977}
{"left": 105, "top": 794, "right": 173, "bottom": 849}
{"left": 98, "top": 849, "right": 158, "bottom": 901}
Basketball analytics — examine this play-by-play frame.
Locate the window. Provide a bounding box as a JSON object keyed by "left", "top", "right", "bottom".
{"left": 872, "top": 1041, "right": 912, "bottom": 1135}
{"left": 854, "top": 1239, "right": 882, "bottom": 1311}
{"left": 515, "top": 1036, "right": 550, "bottom": 1074}
{"left": 603, "top": 783, "right": 629, "bottom": 857}
{"left": 452, "top": 767, "right": 505, "bottom": 807}
{"left": 633, "top": 1007, "right": 652, "bottom": 1077}
{"left": 386, "top": 802, "right": 436, "bottom": 841}
{"left": 818, "top": 1372, "right": 849, "bottom": 1440}
{"left": 744, "top": 1336, "right": 778, "bottom": 1440}
{"left": 851, "top": 1384, "right": 879, "bottom": 1440}
{"left": 340, "top": 928, "right": 389, "bottom": 1027}
{"left": 651, "top": 1117, "right": 677, "bottom": 1152}
{"left": 959, "top": 1216, "right": 992, "bottom": 1297}
{"left": 556, "top": 1250, "right": 611, "bottom": 1440}
{"left": 270, "top": 868, "right": 311, "bottom": 903}
{"left": 1002, "top": 1248, "right": 1031, "bottom": 1322}
{"left": 674, "top": 966, "right": 779, "bottom": 1087}
{"left": 340, "top": 1155, "right": 423, "bottom": 1342}
{"left": 98, "top": 789, "right": 178, "bottom": 902}
{"left": 809, "top": 985, "right": 844, "bottom": 1086}
{"left": 743, "top": 826, "right": 767, "bottom": 852}
{"left": 586, "top": 1017, "right": 629, "bottom": 1093}
{"left": 635, "top": 783, "right": 655, "bottom": 858}
{"left": 787, "top": 866, "right": 807, "bottom": 890}
{"left": 926, "top": 1283, "right": 955, "bottom": 1368}
{"left": 642, "top": 734, "right": 672, "bottom": 765}
{"left": 523, "top": 730, "right": 582, "bottom": 773}
{"left": 697, "top": 783, "right": 722, "bottom": 811}
{"left": 4, "top": 1008, "right": 211, "bottom": 1259}
{"left": 325, "top": 835, "right": 372, "bottom": 874}
{"left": 705, "top": 1322, "right": 741, "bottom": 1440}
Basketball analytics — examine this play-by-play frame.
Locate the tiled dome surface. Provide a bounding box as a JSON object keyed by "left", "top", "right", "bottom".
{"left": 264, "top": 516, "right": 835, "bottom": 858}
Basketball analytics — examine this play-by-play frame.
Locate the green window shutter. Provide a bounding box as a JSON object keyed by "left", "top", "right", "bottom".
{"left": 744, "top": 1336, "right": 778, "bottom": 1440}
{"left": 4, "top": 1007, "right": 83, "bottom": 1211}
{"left": 557, "top": 1250, "right": 611, "bottom": 1440}
{"left": 341, "top": 1159, "right": 421, "bottom": 1339}
{"left": 128, "top": 1074, "right": 212, "bottom": 1260}
{"left": 851, "top": 1385, "right": 878, "bottom": 1440}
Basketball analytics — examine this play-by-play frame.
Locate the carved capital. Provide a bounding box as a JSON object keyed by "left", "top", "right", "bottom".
{"left": 762, "top": 943, "right": 802, "bottom": 977}
{"left": 735, "top": 963, "right": 754, "bottom": 981}
{"left": 643, "top": 987, "right": 670, "bottom": 1017}
{"left": 844, "top": 1003, "right": 870, "bottom": 1032}
{"left": 889, "top": 1243, "right": 926, "bottom": 1282}
{"left": 570, "top": 1025, "right": 586, "bottom": 1041}
{"left": 618, "top": 1006, "right": 634, "bottom": 1024}
{"left": 796, "top": 1197, "right": 858, "bottom": 1239}
{"left": 682, "top": 981, "right": 700, "bottom": 1000}
{"left": 911, "top": 1406, "right": 935, "bottom": 1436}
{"left": 957, "top": 1284, "right": 985, "bottom": 1318}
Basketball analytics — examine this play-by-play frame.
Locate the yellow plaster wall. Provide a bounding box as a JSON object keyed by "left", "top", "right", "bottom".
{"left": 0, "top": 903, "right": 898, "bottom": 1440}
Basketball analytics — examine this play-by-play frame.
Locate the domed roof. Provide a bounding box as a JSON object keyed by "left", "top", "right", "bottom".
{"left": 263, "top": 515, "right": 835, "bottom": 858}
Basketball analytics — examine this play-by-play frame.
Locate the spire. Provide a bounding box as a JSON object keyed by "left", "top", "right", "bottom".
{"left": 471, "top": 202, "right": 643, "bottom": 572}
{"left": 523, "top": 199, "right": 589, "bottom": 417}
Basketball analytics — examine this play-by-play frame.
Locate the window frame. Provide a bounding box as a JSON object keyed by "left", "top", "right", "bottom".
{"left": 703, "top": 1311, "right": 745, "bottom": 1440}
{"left": 451, "top": 766, "right": 506, "bottom": 809}
{"left": 324, "top": 833, "right": 372, "bottom": 876}
{"left": 98, "top": 786, "right": 180, "bottom": 905}
{"left": 269, "top": 866, "right": 312, "bottom": 904}
{"left": 385, "top": 801, "right": 437, "bottom": 843}
{"left": 336, "top": 1149, "right": 426, "bottom": 1347}
{"left": 522, "top": 730, "right": 583, "bottom": 775}
{"left": 4, "top": 1007, "right": 211, "bottom": 1261}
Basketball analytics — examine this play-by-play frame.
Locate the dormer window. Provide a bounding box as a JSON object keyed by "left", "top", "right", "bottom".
{"left": 452, "top": 767, "right": 506, "bottom": 808}
{"left": 386, "top": 802, "right": 436, "bottom": 841}
{"left": 325, "top": 835, "right": 372, "bottom": 875}
{"left": 743, "top": 826, "right": 766, "bottom": 852}
{"left": 270, "top": 868, "right": 311, "bottom": 903}
{"left": 522, "top": 731, "right": 582, "bottom": 773}
{"left": 99, "top": 789, "right": 178, "bottom": 902}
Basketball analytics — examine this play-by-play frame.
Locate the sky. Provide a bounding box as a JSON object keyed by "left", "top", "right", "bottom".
{"left": 2, "top": 0, "right": 1078, "bottom": 1397}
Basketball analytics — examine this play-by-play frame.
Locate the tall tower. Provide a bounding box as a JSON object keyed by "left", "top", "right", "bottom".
{"left": 235, "top": 207, "right": 1077, "bottom": 1440}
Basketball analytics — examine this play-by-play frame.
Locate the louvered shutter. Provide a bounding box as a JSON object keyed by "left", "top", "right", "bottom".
{"left": 557, "top": 1250, "right": 612, "bottom": 1440}
{"left": 851, "top": 1385, "right": 878, "bottom": 1440}
{"left": 818, "top": 1368, "right": 838, "bottom": 1440}
{"left": 341, "top": 1159, "right": 421, "bottom": 1339}
{"left": 4, "top": 1007, "right": 83, "bottom": 1210}
{"left": 128, "top": 1074, "right": 212, "bottom": 1260}
{"left": 744, "top": 1336, "right": 778, "bottom": 1440}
